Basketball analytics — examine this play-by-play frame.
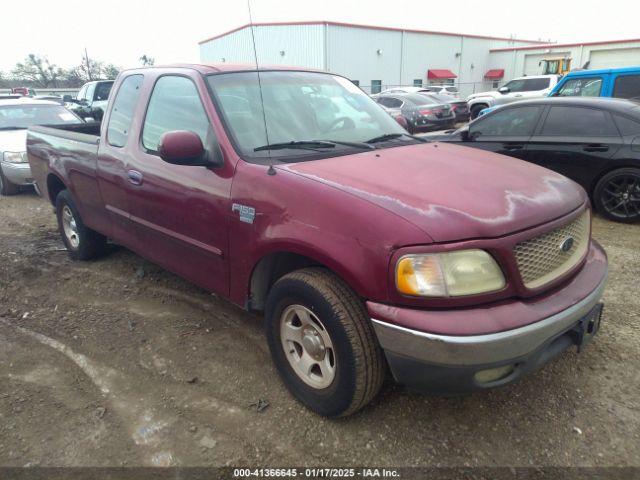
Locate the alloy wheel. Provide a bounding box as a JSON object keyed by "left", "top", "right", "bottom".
{"left": 601, "top": 174, "right": 640, "bottom": 220}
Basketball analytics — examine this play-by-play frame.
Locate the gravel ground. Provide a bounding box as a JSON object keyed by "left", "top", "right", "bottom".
{"left": 0, "top": 191, "right": 638, "bottom": 468}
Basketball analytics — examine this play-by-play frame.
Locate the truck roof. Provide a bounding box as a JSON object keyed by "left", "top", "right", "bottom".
{"left": 121, "top": 63, "right": 322, "bottom": 75}
{"left": 563, "top": 66, "right": 640, "bottom": 77}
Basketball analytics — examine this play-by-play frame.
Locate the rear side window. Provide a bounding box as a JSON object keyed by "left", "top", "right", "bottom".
{"left": 106, "top": 75, "right": 144, "bottom": 148}
{"left": 541, "top": 106, "right": 618, "bottom": 136}
{"left": 613, "top": 75, "right": 640, "bottom": 100}
{"left": 471, "top": 106, "right": 542, "bottom": 137}
{"left": 142, "top": 75, "right": 212, "bottom": 153}
{"left": 556, "top": 77, "right": 603, "bottom": 97}
{"left": 523, "top": 78, "right": 551, "bottom": 91}
{"left": 613, "top": 114, "right": 640, "bottom": 136}
{"left": 95, "top": 82, "right": 113, "bottom": 101}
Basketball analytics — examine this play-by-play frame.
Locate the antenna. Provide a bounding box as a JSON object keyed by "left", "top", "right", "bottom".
{"left": 246, "top": 0, "right": 275, "bottom": 174}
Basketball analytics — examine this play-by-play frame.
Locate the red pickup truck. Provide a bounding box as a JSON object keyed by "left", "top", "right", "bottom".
{"left": 27, "top": 64, "right": 608, "bottom": 417}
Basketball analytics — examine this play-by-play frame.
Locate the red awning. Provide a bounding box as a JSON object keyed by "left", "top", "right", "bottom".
{"left": 427, "top": 69, "right": 457, "bottom": 79}
{"left": 484, "top": 69, "right": 505, "bottom": 79}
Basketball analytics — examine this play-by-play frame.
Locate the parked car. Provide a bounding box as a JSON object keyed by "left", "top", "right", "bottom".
{"left": 549, "top": 66, "right": 640, "bottom": 100}
{"left": 28, "top": 64, "right": 607, "bottom": 417}
{"left": 429, "top": 97, "right": 640, "bottom": 222}
{"left": 34, "top": 95, "right": 65, "bottom": 105}
{"left": 65, "top": 80, "right": 114, "bottom": 121}
{"left": 376, "top": 86, "right": 435, "bottom": 96}
{"left": 425, "top": 85, "right": 459, "bottom": 98}
{"left": 11, "top": 87, "right": 36, "bottom": 97}
{"left": 467, "top": 74, "right": 562, "bottom": 119}
{"left": 375, "top": 93, "right": 456, "bottom": 133}
{"left": 422, "top": 93, "right": 470, "bottom": 122}
{"left": 0, "top": 98, "right": 83, "bottom": 195}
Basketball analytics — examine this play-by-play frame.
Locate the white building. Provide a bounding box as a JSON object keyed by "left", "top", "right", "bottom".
{"left": 199, "top": 21, "right": 640, "bottom": 98}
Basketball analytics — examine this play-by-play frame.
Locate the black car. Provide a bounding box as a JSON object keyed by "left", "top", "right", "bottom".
{"left": 430, "top": 97, "right": 640, "bottom": 222}
{"left": 375, "top": 93, "right": 456, "bottom": 133}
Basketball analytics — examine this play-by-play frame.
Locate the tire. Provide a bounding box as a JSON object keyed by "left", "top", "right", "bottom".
{"left": 0, "top": 166, "right": 20, "bottom": 196}
{"left": 593, "top": 167, "right": 640, "bottom": 223}
{"left": 470, "top": 104, "right": 487, "bottom": 120}
{"left": 265, "top": 268, "right": 385, "bottom": 417}
{"left": 55, "top": 190, "right": 108, "bottom": 260}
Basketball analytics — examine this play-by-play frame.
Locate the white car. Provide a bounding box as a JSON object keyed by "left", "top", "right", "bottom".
{"left": 466, "top": 74, "right": 561, "bottom": 119}
{"left": 376, "top": 86, "right": 459, "bottom": 98}
{"left": 0, "top": 98, "right": 83, "bottom": 195}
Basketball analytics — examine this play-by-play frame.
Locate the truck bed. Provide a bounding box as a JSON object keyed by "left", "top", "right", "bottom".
{"left": 29, "top": 121, "right": 102, "bottom": 144}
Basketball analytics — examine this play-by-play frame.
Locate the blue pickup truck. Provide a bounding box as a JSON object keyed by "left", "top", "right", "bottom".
{"left": 549, "top": 66, "right": 640, "bottom": 99}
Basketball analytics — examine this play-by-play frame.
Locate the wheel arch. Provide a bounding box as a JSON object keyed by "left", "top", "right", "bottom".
{"left": 589, "top": 163, "right": 640, "bottom": 198}
{"left": 46, "top": 173, "right": 67, "bottom": 205}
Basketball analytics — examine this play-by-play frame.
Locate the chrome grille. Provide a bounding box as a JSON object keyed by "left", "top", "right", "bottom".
{"left": 514, "top": 210, "right": 590, "bottom": 289}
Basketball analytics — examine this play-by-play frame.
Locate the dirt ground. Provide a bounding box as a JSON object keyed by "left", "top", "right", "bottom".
{"left": 0, "top": 191, "right": 639, "bottom": 468}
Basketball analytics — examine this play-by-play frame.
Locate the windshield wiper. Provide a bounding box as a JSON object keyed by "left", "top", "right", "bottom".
{"left": 254, "top": 139, "right": 375, "bottom": 152}
{"left": 365, "top": 133, "right": 429, "bottom": 144}
{"left": 254, "top": 140, "right": 337, "bottom": 152}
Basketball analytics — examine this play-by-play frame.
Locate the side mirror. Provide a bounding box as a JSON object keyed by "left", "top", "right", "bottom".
{"left": 498, "top": 86, "right": 510, "bottom": 94}
{"left": 62, "top": 95, "right": 73, "bottom": 102}
{"left": 159, "top": 130, "right": 220, "bottom": 167}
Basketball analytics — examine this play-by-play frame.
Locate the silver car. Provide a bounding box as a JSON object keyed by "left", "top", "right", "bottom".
{"left": 0, "top": 98, "right": 83, "bottom": 195}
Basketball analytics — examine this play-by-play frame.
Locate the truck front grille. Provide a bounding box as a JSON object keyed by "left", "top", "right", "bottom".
{"left": 514, "top": 210, "right": 590, "bottom": 289}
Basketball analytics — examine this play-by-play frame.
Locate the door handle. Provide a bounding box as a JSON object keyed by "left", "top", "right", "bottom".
{"left": 583, "top": 144, "right": 609, "bottom": 152}
{"left": 127, "top": 169, "right": 143, "bottom": 186}
{"left": 504, "top": 144, "right": 524, "bottom": 150}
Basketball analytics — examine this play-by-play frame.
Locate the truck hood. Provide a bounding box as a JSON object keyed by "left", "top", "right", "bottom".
{"left": 278, "top": 142, "right": 586, "bottom": 243}
{"left": 0, "top": 129, "right": 27, "bottom": 153}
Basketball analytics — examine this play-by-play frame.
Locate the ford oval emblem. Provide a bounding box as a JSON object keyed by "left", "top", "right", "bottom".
{"left": 560, "top": 237, "right": 575, "bottom": 253}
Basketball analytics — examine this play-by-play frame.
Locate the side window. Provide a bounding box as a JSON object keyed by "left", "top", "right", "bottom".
{"left": 142, "top": 76, "right": 213, "bottom": 153}
{"left": 106, "top": 75, "right": 144, "bottom": 147}
{"left": 413, "top": 79, "right": 423, "bottom": 87}
{"left": 556, "top": 77, "right": 603, "bottom": 97}
{"left": 471, "top": 106, "right": 542, "bottom": 137}
{"left": 541, "top": 106, "right": 618, "bottom": 136}
{"left": 76, "top": 85, "right": 87, "bottom": 101}
{"left": 613, "top": 114, "right": 640, "bottom": 136}
{"left": 613, "top": 75, "right": 640, "bottom": 100}
{"left": 523, "top": 78, "right": 551, "bottom": 91}
{"left": 95, "top": 82, "right": 113, "bottom": 101}
{"left": 85, "top": 83, "right": 96, "bottom": 102}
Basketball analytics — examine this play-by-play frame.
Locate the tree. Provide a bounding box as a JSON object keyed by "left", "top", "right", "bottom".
{"left": 11, "top": 54, "right": 63, "bottom": 87}
{"left": 139, "top": 54, "right": 155, "bottom": 66}
{"left": 103, "top": 64, "right": 120, "bottom": 79}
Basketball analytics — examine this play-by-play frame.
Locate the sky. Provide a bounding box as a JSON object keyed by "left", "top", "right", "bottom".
{"left": 1, "top": 0, "right": 639, "bottom": 72}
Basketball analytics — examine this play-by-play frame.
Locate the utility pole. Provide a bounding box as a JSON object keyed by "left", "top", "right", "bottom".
{"left": 84, "top": 47, "right": 93, "bottom": 81}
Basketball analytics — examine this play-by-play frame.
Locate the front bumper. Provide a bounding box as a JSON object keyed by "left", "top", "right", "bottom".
{"left": 1, "top": 161, "right": 33, "bottom": 186}
{"left": 370, "top": 241, "right": 608, "bottom": 394}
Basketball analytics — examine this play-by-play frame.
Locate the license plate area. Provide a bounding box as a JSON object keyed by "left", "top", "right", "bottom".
{"left": 572, "top": 303, "right": 603, "bottom": 351}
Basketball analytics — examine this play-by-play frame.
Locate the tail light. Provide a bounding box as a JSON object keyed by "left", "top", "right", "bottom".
{"left": 419, "top": 109, "right": 435, "bottom": 115}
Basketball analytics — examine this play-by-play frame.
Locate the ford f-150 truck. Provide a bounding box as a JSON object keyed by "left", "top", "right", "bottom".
{"left": 27, "top": 64, "right": 608, "bottom": 417}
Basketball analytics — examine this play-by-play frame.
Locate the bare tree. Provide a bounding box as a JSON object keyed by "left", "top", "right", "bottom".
{"left": 139, "top": 54, "right": 155, "bottom": 66}
{"left": 103, "top": 64, "right": 120, "bottom": 79}
{"left": 11, "top": 54, "right": 63, "bottom": 87}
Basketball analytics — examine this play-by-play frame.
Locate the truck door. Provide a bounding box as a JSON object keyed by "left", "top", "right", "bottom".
{"left": 96, "top": 73, "right": 145, "bottom": 245}
{"left": 125, "top": 73, "right": 233, "bottom": 296}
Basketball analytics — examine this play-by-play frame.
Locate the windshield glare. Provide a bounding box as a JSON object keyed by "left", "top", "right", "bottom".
{"left": 0, "top": 104, "right": 82, "bottom": 129}
{"left": 207, "top": 71, "right": 406, "bottom": 160}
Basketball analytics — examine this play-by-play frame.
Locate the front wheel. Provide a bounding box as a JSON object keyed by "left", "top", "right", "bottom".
{"left": 265, "top": 268, "right": 385, "bottom": 417}
{"left": 55, "top": 190, "right": 108, "bottom": 260}
{"left": 593, "top": 168, "right": 640, "bottom": 223}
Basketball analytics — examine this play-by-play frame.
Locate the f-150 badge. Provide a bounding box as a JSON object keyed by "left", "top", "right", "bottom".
{"left": 232, "top": 203, "right": 256, "bottom": 224}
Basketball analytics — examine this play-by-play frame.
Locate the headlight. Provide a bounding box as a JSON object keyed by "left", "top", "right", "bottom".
{"left": 396, "top": 249, "right": 505, "bottom": 297}
{"left": 3, "top": 151, "right": 28, "bottom": 164}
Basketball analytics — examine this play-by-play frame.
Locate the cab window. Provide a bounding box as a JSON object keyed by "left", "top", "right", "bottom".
{"left": 470, "top": 106, "right": 542, "bottom": 137}
{"left": 106, "top": 75, "right": 144, "bottom": 147}
{"left": 142, "top": 75, "right": 213, "bottom": 153}
{"left": 556, "top": 77, "right": 603, "bottom": 97}
{"left": 613, "top": 75, "right": 640, "bottom": 100}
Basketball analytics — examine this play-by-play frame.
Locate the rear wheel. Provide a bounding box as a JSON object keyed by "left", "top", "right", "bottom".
{"left": 593, "top": 168, "right": 640, "bottom": 223}
{"left": 470, "top": 104, "right": 487, "bottom": 120}
{"left": 55, "top": 190, "right": 108, "bottom": 260}
{"left": 265, "top": 268, "right": 385, "bottom": 417}
{"left": 0, "top": 167, "right": 20, "bottom": 196}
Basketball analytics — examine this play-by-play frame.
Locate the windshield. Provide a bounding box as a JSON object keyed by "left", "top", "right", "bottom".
{"left": 0, "top": 104, "right": 82, "bottom": 129}
{"left": 207, "top": 71, "right": 406, "bottom": 161}
{"left": 402, "top": 94, "right": 438, "bottom": 106}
